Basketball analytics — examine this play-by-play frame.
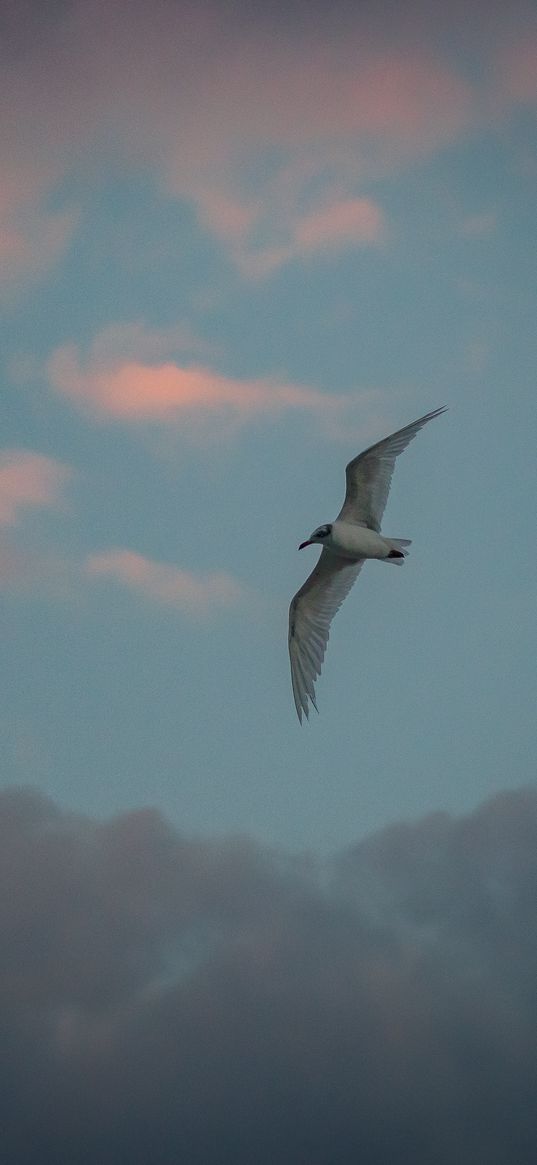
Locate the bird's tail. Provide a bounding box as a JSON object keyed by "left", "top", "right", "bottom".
{"left": 386, "top": 538, "right": 412, "bottom": 564}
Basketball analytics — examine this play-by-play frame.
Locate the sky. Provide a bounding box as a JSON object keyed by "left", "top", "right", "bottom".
{"left": 1, "top": 0, "right": 536, "bottom": 1157}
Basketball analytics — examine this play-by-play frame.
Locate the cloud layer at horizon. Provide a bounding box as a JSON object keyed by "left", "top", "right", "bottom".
{"left": 1, "top": 783, "right": 536, "bottom": 1163}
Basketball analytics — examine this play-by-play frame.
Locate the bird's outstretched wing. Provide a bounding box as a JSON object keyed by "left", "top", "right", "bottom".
{"left": 289, "top": 548, "right": 364, "bottom": 722}
{"left": 337, "top": 406, "right": 446, "bottom": 531}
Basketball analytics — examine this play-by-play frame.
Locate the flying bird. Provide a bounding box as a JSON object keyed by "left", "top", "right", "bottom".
{"left": 289, "top": 406, "right": 446, "bottom": 722}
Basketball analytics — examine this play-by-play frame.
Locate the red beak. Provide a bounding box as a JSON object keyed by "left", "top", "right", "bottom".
{"left": 298, "top": 540, "right": 312, "bottom": 550}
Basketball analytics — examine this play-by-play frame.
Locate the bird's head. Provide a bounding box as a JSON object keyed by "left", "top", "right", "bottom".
{"left": 299, "top": 523, "right": 332, "bottom": 550}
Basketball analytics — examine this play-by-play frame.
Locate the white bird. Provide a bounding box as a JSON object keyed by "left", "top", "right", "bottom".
{"left": 289, "top": 406, "right": 446, "bottom": 721}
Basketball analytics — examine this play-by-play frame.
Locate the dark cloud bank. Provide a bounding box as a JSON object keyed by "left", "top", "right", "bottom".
{"left": 1, "top": 786, "right": 536, "bottom": 1164}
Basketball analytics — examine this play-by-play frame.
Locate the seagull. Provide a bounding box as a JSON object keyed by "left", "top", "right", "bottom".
{"left": 288, "top": 406, "right": 446, "bottom": 722}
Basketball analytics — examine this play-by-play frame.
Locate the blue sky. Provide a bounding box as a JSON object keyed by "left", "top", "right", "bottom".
{"left": 1, "top": 0, "right": 536, "bottom": 854}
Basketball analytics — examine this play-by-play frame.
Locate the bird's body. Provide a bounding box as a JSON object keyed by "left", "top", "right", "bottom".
{"left": 318, "top": 520, "right": 406, "bottom": 562}
{"left": 289, "top": 406, "right": 446, "bottom": 722}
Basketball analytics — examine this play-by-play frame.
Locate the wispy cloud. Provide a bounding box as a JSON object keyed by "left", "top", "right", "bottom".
{"left": 0, "top": 206, "right": 78, "bottom": 297}
{"left": 229, "top": 196, "right": 386, "bottom": 277}
{"left": 294, "top": 197, "right": 385, "bottom": 251}
{"left": 4, "top": 1, "right": 535, "bottom": 288}
{"left": 497, "top": 33, "right": 537, "bottom": 103}
{"left": 46, "top": 332, "right": 347, "bottom": 429}
{"left": 86, "top": 549, "right": 247, "bottom": 615}
{"left": 0, "top": 450, "right": 72, "bottom": 526}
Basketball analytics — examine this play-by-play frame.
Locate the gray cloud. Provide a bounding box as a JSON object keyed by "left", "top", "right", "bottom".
{"left": 0, "top": 785, "right": 536, "bottom": 1163}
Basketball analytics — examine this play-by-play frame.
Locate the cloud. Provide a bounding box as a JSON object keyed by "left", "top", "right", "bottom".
{"left": 86, "top": 549, "right": 246, "bottom": 615}
{"left": 0, "top": 784, "right": 537, "bottom": 1162}
{"left": 4, "top": 0, "right": 535, "bottom": 285}
{"left": 294, "top": 197, "right": 385, "bottom": 251}
{"left": 46, "top": 333, "right": 346, "bottom": 428}
{"left": 0, "top": 206, "right": 78, "bottom": 296}
{"left": 0, "top": 99, "right": 78, "bottom": 297}
{"left": 498, "top": 34, "right": 537, "bottom": 104}
{"left": 232, "top": 196, "right": 386, "bottom": 277}
{"left": 0, "top": 449, "right": 72, "bottom": 526}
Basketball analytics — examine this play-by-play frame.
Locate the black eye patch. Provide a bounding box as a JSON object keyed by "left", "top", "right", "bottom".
{"left": 316, "top": 526, "right": 331, "bottom": 538}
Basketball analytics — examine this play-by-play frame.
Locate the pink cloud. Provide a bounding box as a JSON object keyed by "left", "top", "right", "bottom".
{"left": 146, "top": 39, "right": 474, "bottom": 270}
{"left": 0, "top": 3, "right": 480, "bottom": 287}
{"left": 3, "top": 3, "right": 534, "bottom": 289}
{"left": 195, "top": 191, "right": 262, "bottom": 246}
{"left": 86, "top": 549, "right": 245, "bottom": 615}
{"left": 47, "top": 339, "right": 341, "bottom": 426}
{"left": 0, "top": 450, "right": 72, "bottom": 526}
{"left": 0, "top": 134, "right": 78, "bottom": 294}
{"left": 225, "top": 195, "right": 386, "bottom": 277}
{"left": 160, "top": 40, "right": 474, "bottom": 166}
{"left": 0, "top": 207, "right": 78, "bottom": 297}
{"left": 294, "top": 197, "right": 385, "bottom": 252}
